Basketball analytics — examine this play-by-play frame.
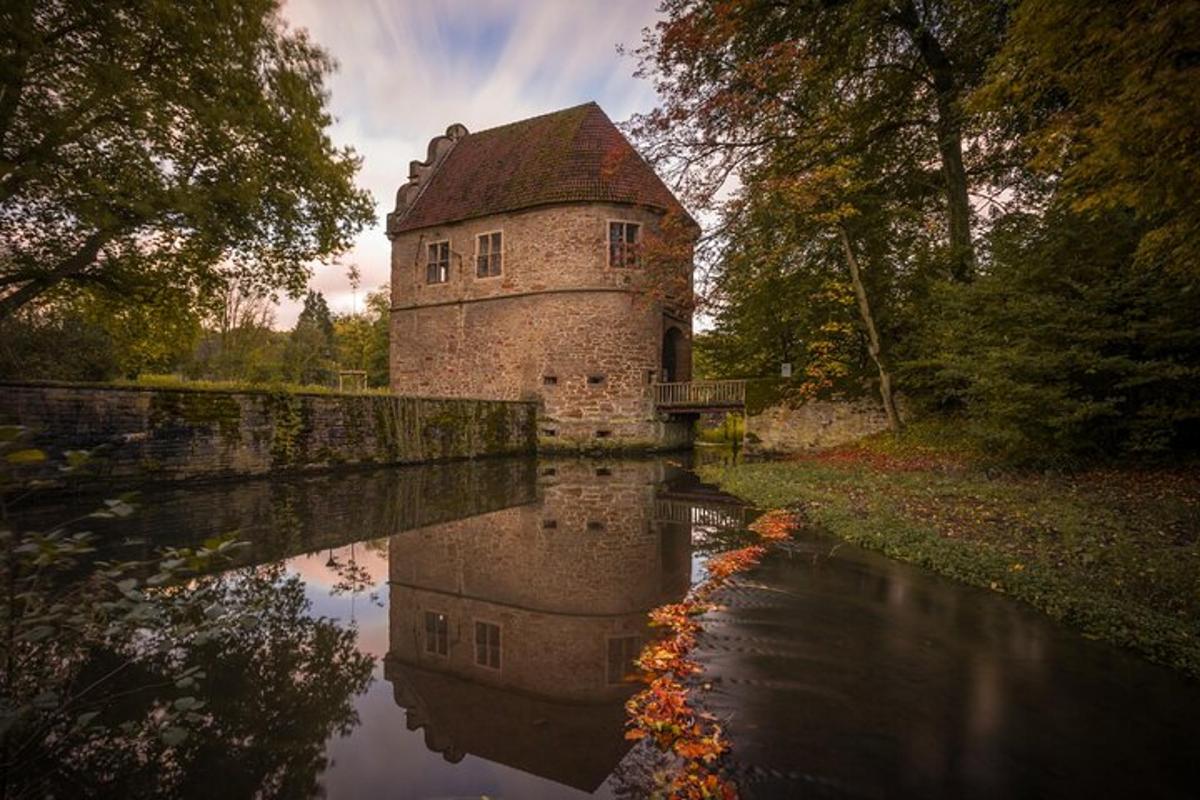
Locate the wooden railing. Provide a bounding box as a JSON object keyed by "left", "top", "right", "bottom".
{"left": 655, "top": 498, "right": 752, "bottom": 530}
{"left": 654, "top": 379, "right": 746, "bottom": 409}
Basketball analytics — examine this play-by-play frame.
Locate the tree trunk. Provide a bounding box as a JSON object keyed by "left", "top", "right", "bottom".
{"left": 894, "top": 1, "right": 976, "bottom": 282}
{"left": 0, "top": 230, "right": 109, "bottom": 319}
{"left": 935, "top": 94, "right": 976, "bottom": 282}
{"left": 838, "top": 225, "right": 902, "bottom": 432}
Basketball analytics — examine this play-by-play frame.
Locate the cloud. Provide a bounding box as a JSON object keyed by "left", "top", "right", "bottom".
{"left": 275, "top": 0, "right": 662, "bottom": 327}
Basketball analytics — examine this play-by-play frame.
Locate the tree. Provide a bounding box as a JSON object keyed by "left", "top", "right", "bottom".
{"left": 906, "top": 205, "right": 1200, "bottom": 458}
{"left": 972, "top": 0, "right": 1200, "bottom": 276}
{"left": 0, "top": 283, "right": 202, "bottom": 381}
{"left": 188, "top": 282, "right": 284, "bottom": 383}
{"left": 0, "top": 0, "right": 375, "bottom": 319}
{"left": 283, "top": 290, "right": 335, "bottom": 386}
{"left": 345, "top": 262, "right": 361, "bottom": 314}
{"left": 694, "top": 193, "right": 861, "bottom": 390}
{"left": 630, "top": 0, "right": 1009, "bottom": 283}
{"left": 333, "top": 285, "right": 390, "bottom": 388}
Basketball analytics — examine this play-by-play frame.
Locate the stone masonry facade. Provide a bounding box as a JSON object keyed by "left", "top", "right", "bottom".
{"left": 390, "top": 203, "right": 692, "bottom": 448}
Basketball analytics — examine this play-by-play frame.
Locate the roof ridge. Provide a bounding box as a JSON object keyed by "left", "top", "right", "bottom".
{"left": 466, "top": 101, "right": 599, "bottom": 137}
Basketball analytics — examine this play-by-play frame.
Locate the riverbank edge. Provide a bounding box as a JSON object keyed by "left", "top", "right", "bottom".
{"left": 697, "top": 460, "right": 1200, "bottom": 681}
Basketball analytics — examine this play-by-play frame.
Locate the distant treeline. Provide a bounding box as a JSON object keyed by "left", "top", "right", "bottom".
{"left": 0, "top": 285, "right": 390, "bottom": 390}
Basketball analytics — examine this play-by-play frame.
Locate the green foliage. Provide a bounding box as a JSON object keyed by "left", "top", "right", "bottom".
{"left": 693, "top": 193, "right": 868, "bottom": 391}
{"left": 333, "top": 286, "right": 391, "bottom": 388}
{"left": 694, "top": 413, "right": 744, "bottom": 444}
{"left": 905, "top": 207, "right": 1200, "bottom": 460}
{"left": 701, "top": 459, "right": 1200, "bottom": 677}
{"left": 973, "top": 0, "right": 1200, "bottom": 276}
{"left": 0, "top": 305, "right": 122, "bottom": 381}
{"left": 0, "top": 0, "right": 375, "bottom": 318}
{"left": 0, "top": 284, "right": 203, "bottom": 381}
{"left": 282, "top": 290, "right": 336, "bottom": 386}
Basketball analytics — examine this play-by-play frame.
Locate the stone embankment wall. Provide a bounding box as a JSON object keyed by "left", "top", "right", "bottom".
{"left": 746, "top": 398, "right": 896, "bottom": 453}
{"left": 0, "top": 382, "right": 537, "bottom": 485}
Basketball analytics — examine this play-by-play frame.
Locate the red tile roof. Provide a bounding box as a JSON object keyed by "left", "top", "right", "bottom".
{"left": 390, "top": 102, "right": 693, "bottom": 233}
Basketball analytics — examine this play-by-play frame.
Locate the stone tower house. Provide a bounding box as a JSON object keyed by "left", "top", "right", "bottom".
{"left": 386, "top": 102, "right": 696, "bottom": 449}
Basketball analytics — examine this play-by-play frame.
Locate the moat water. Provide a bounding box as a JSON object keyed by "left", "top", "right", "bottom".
{"left": 8, "top": 454, "right": 1200, "bottom": 798}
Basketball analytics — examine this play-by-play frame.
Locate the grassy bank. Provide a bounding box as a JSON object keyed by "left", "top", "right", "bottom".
{"left": 698, "top": 433, "right": 1200, "bottom": 678}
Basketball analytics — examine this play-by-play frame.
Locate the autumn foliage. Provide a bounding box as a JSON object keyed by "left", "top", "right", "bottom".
{"left": 625, "top": 509, "right": 799, "bottom": 799}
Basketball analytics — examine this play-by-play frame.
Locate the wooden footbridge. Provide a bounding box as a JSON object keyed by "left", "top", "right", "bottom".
{"left": 654, "top": 497, "right": 754, "bottom": 531}
{"left": 654, "top": 380, "right": 746, "bottom": 413}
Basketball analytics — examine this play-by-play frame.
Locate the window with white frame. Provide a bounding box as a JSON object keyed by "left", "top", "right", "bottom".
{"left": 476, "top": 231, "right": 502, "bottom": 277}
{"left": 474, "top": 621, "right": 501, "bottom": 669}
{"left": 426, "top": 241, "right": 450, "bottom": 284}
{"left": 608, "top": 221, "right": 640, "bottom": 268}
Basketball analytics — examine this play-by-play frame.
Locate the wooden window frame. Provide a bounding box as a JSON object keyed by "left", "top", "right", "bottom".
{"left": 475, "top": 230, "right": 503, "bottom": 278}
{"left": 423, "top": 610, "right": 450, "bottom": 657}
{"left": 607, "top": 220, "right": 641, "bottom": 268}
{"left": 473, "top": 619, "right": 502, "bottom": 670}
{"left": 425, "top": 240, "right": 450, "bottom": 284}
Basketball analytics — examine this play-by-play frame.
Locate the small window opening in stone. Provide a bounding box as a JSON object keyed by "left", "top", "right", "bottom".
{"left": 646, "top": 370, "right": 655, "bottom": 385}
{"left": 474, "top": 621, "right": 501, "bottom": 669}
{"left": 595, "top": 430, "right": 612, "bottom": 438}
{"left": 587, "top": 521, "right": 605, "bottom": 531}
{"left": 425, "top": 240, "right": 450, "bottom": 284}
{"left": 423, "top": 611, "right": 449, "bottom": 656}
{"left": 587, "top": 374, "right": 606, "bottom": 385}
{"left": 475, "top": 231, "right": 502, "bottom": 278}
{"left": 609, "top": 221, "right": 641, "bottom": 268}
{"left": 541, "top": 428, "right": 557, "bottom": 437}
{"left": 543, "top": 375, "right": 558, "bottom": 386}
{"left": 540, "top": 467, "right": 557, "bottom": 476}
{"left": 595, "top": 467, "right": 612, "bottom": 477}
{"left": 542, "top": 519, "right": 558, "bottom": 529}
{"left": 607, "top": 636, "right": 642, "bottom": 684}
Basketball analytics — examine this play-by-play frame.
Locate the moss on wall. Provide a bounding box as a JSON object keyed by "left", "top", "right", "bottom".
{"left": 265, "top": 392, "right": 305, "bottom": 468}
{"left": 1, "top": 381, "right": 539, "bottom": 486}
{"left": 148, "top": 389, "right": 243, "bottom": 443}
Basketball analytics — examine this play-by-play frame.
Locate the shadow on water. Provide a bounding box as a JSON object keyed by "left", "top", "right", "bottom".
{"left": 7, "top": 453, "right": 1200, "bottom": 798}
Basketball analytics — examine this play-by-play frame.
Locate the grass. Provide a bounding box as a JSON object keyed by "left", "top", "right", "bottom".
{"left": 699, "top": 425, "right": 1200, "bottom": 678}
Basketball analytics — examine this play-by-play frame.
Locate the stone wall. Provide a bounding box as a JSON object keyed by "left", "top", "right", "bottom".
{"left": 389, "top": 202, "right": 693, "bottom": 450}
{"left": 746, "top": 397, "right": 895, "bottom": 453}
{"left": 0, "top": 382, "right": 537, "bottom": 485}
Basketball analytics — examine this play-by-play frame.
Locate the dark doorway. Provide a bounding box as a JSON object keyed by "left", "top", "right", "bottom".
{"left": 662, "top": 326, "right": 685, "bottom": 383}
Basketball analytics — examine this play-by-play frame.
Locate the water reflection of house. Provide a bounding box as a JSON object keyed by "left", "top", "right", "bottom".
{"left": 384, "top": 460, "right": 692, "bottom": 792}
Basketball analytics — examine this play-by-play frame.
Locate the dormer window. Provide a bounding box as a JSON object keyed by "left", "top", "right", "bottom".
{"left": 426, "top": 241, "right": 450, "bottom": 284}
{"left": 608, "top": 221, "right": 640, "bottom": 268}
{"left": 476, "top": 231, "right": 503, "bottom": 277}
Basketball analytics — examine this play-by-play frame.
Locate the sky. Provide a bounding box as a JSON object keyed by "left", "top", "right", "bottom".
{"left": 276, "top": 0, "right": 664, "bottom": 328}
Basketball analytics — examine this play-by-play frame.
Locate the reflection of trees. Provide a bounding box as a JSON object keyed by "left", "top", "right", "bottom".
{"left": 324, "top": 540, "right": 386, "bottom": 608}
{"left": 2, "top": 542, "right": 374, "bottom": 799}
